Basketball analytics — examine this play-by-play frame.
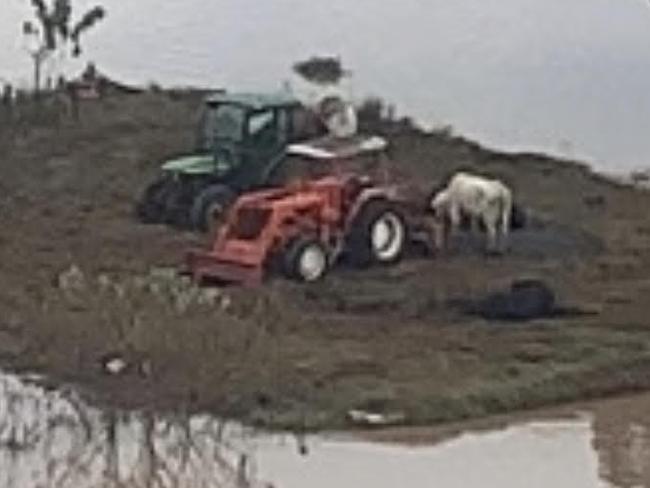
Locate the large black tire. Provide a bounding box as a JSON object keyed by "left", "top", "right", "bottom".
{"left": 163, "top": 179, "right": 195, "bottom": 229}
{"left": 135, "top": 176, "right": 174, "bottom": 224}
{"left": 346, "top": 199, "right": 407, "bottom": 268}
{"left": 283, "top": 237, "right": 330, "bottom": 283}
{"left": 190, "top": 185, "right": 236, "bottom": 233}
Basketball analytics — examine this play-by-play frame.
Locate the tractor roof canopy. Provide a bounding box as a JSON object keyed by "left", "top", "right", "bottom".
{"left": 205, "top": 92, "right": 301, "bottom": 111}
{"left": 264, "top": 135, "right": 391, "bottom": 187}
{"left": 286, "top": 135, "right": 388, "bottom": 160}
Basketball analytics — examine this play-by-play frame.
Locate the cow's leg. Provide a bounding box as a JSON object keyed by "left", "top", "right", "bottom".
{"left": 448, "top": 204, "right": 461, "bottom": 246}
{"left": 436, "top": 219, "right": 449, "bottom": 254}
{"left": 470, "top": 213, "right": 481, "bottom": 237}
{"left": 486, "top": 221, "right": 498, "bottom": 254}
{"left": 423, "top": 216, "right": 445, "bottom": 256}
{"left": 498, "top": 223, "right": 509, "bottom": 254}
{"left": 482, "top": 208, "right": 500, "bottom": 255}
{"left": 500, "top": 198, "right": 512, "bottom": 253}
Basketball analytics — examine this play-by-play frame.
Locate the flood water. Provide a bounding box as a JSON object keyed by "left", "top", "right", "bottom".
{"left": 2, "top": 371, "right": 650, "bottom": 488}
{"left": 2, "top": 1, "right": 650, "bottom": 171}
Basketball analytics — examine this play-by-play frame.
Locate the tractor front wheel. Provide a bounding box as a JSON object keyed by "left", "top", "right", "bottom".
{"left": 347, "top": 199, "right": 407, "bottom": 267}
{"left": 190, "top": 185, "right": 236, "bottom": 233}
{"left": 283, "top": 237, "right": 329, "bottom": 283}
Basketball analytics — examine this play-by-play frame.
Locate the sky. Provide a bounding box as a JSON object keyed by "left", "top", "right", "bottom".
{"left": 2, "top": 0, "right": 650, "bottom": 171}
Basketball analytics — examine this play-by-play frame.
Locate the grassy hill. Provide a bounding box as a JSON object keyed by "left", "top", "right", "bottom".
{"left": 2, "top": 92, "right": 650, "bottom": 430}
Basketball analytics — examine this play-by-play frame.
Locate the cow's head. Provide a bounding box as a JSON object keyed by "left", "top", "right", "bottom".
{"left": 429, "top": 190, "right": 449, "bottom": 221}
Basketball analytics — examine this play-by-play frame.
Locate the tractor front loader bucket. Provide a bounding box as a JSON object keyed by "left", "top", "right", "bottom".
{"left": 186, "top": 249, "right": 264, "bottom": 287}
{"left": 185, "top": 202, "right": 278, "bottom": 286}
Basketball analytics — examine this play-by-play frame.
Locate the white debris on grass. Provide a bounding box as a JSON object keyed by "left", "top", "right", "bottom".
{"left": 57, "top": 265, "right": 86, "bottom": 293}
{"left": 104, "top": 357, "right": 128, "bottom": 375}
{"left": 346, "top": 409, "right": 406, "bottom": 426}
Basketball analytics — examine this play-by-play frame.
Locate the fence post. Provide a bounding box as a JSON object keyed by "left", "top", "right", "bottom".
{"left": 1, "top": 84, "right": 13, "bottom": 120}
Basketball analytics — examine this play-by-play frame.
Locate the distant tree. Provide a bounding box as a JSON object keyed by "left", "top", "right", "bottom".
{"left": 22, "top": 0, "right": 106, "bottom": 92}
{"left": 293, "top": 56, "right": 347, "bottom": 85}
{"left": 357, "top": 97, "right": 386, "bottom": 132}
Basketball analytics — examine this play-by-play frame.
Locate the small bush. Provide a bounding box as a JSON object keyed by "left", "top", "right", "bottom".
{"left": 293, "top": 56, "right": 346, "bottom": 85}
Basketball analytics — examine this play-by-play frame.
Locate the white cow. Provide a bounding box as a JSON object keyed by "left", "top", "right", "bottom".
{"left": 430, "top": 172, "right": 513, "bottom": 252}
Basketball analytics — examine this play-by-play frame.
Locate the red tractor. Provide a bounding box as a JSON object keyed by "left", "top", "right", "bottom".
{"left": 185, "top": 173, "right": 411, "bottom": 286}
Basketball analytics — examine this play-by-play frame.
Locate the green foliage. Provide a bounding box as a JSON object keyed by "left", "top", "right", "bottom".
{"left": 70, "top": 6, "right": 106, "bottom": 56}
{"left": 24, "top": 0, "right": 106, "bottom": 58}
{"left": 52, "top": 0, "right": 72, "bottom": 40}
{"left": 293, "top": 56, "right": 346, "bottom": 85}
{"left": 357, "top": 97, "right": 386, "bottom": 132}
{"left": 22, "top": 0, "right": 106, "bottom": 90}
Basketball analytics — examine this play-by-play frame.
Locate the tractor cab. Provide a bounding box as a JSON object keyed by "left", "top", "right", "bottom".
{"left": 136, "top": 91, "right": 326, "bottom": 230}
{"left": 163, "top": 92, "right": 305, "bottom": 186}
{"left": 192, "top": 92, "right": 305, "bottom": 189}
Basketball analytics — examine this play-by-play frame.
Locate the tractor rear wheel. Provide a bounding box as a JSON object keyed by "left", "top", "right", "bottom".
{"left": 135, "top": 176, "right": 174, "bottom": 224}
{"left": 283, "top": 237, "right": 329, "bottom": 283}
{"left": 190, "top": 185, "right": 236, "bottom": 233}
{"left": 347, "top": 199, "right": 407, "bottom": 267}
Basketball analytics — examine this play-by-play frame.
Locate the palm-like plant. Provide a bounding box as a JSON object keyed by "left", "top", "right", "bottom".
{"left": 22, "top": 0, "right": 106, "bottom": 91}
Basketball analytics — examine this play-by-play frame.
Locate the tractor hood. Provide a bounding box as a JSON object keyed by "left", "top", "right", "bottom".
{"left": 161, "top": 155, "right": 215, "bottom": 175}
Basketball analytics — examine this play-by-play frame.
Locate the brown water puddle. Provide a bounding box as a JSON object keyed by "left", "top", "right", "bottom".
{"left": 1, "top": 371, "right": 650, "bottom": 488}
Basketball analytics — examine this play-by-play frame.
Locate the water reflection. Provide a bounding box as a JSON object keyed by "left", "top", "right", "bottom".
{"left": 254, "top": 418, "right": 608, "bottom": 488}
{"left": 591, "top": 395, "right": 650, "bottom": 488}
{"left": 4, "top": 370, "right": 650, "bottom": 488}
{"left": 0, "top": 373, "right": 268, "bottom": 488}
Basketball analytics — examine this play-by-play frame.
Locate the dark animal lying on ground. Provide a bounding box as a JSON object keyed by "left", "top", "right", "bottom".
{"left": 474, "top": 279, "right": 555, "bottom": 320}
{"left": 448, "top": 279, "right": 594, "bottom": 321}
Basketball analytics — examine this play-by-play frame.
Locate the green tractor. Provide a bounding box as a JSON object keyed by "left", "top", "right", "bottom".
{"left": 135, "top": 91, "right": 328, "bottom": 231}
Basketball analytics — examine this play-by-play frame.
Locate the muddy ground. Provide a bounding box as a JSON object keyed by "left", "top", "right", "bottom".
{"left": 2, "top": 92, "right": 650, "bottom": 431}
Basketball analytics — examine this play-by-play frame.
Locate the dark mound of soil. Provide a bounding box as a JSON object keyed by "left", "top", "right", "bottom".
{"left": 444, "top": 219, "right": 604, "bottom": 260}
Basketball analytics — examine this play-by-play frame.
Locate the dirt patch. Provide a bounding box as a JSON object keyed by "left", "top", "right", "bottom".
{"left": 3, "top": 92, "right": 650, "bottom": 431}
{"left": 439, "top": 220, "right": 603, "bottom": 260}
